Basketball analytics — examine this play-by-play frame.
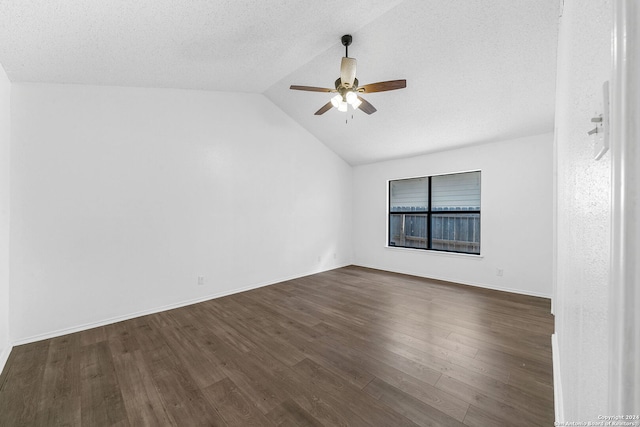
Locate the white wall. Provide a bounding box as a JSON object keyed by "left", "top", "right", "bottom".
{"left": 9, "top": 83, "right": 352, "bottom": 343}
{"left": 0, "top": 64, "right": 11, "bottom": 370}
{"left": 554, "top": 0, "right": 612, "bottom": 421}
{"left": 353, "top": 133, "right": 553, "bottom": 297}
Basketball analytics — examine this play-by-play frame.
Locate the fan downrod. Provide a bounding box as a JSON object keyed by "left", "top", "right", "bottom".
{"left": 341, "top": 34, "right": 352, "bottom": 57}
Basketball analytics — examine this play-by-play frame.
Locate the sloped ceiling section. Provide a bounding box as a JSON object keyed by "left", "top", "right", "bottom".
{"left": 264, "top": 0, "right": 560, "bottom": 164}
{"left": 0, "top": 0, "right": 560, "bottom": 165}
{"left": 0, "top": 0, "right": 403, "bottom": 92}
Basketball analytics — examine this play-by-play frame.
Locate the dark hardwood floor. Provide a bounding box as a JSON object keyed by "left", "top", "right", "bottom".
{"left": 0, "top": 266, "right": 554, "bottom": 426}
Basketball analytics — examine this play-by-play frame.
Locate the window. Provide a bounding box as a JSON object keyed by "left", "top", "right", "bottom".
{"left": 388, "top": 171, "right": 481, "bottom": 254}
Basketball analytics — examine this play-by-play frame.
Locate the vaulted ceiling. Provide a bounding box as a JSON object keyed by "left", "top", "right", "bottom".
{"left": 0, "top": 0, "right": 560, "bottom": 165}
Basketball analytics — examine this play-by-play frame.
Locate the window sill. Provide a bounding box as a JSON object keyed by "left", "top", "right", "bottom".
{"left": 385, "top": 245, "right": 484, "bottom": 259}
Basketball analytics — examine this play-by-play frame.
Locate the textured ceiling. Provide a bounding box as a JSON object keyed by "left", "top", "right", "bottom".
{"left": 0, "top": 0, "right": 403, "bottom": 92}
{"left": 0, "top": 0, "right": 560, "bottom": 165}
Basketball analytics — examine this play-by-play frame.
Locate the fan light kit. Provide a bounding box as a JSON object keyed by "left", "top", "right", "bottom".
{"left": 290, "top": 34, "right": 407, "bottom": 115}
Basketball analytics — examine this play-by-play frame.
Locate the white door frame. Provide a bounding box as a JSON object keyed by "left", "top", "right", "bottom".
{"left": 609, "top": 0, "right": 640, "bottom": 414}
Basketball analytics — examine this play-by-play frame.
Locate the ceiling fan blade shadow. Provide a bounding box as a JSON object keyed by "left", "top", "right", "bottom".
{"left": 290, "top": 85, "right": 336, "bottom": 93}
{"left": 358, "top": 80, "right": 406, "bottom": 93}
{"left": 314, "top": 101, "right": 333, "bottom": 115}
{"left": 357, "top": 96, "right": 377, "bottom": 115}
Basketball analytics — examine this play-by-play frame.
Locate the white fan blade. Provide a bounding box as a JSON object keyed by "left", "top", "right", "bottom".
{"left": 340, "top": 57, "right": 357, "bottom": 88}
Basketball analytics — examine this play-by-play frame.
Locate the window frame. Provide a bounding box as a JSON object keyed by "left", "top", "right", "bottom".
{"left": 387, "top": 171, "right": 481, "bottom": 255}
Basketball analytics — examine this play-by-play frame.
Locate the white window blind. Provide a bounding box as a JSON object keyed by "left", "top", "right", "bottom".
{"left": 431, "top": 171, "right": 480, "bottom": 210}
{"left": 389, "top": 177, "right": 428, "bottom": 211}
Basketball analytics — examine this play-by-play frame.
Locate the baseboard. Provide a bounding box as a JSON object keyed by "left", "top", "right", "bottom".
{"left": 552, "top": 333, "right": 564, "bottom": 423}
{"left": 353, "top": 263, "right": 552, "bottom": 299}
{"left": 12, "top": 261, "right": 548, "bottom": 347}
{"left": 13, "top": 262, "right": 351, "bottom": 346}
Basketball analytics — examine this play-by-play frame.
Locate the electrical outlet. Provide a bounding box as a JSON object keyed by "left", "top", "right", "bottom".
{"left": 496, "top": 269, "right": 504, "bottom": 277}
{"left": 197, "top": 276, "right": 205, "bottom": 286}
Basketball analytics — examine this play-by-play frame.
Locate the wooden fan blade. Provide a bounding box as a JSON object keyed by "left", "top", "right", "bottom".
{"left": 290, "top": 85, "right": 335, "bottom": 93}
{"left": 357, "top": 96, "right": 377, "bottom": 115}
{"left": 358, "top": 79, "right": 406, "bottom": 93}
{"left": 314, "top": 101, "right": 333, "bottom": 115}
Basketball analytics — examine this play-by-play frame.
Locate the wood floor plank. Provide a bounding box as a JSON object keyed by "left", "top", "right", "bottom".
{"left": 196, "top": 300, "right": 263, "bottom": 354}
{"left": 211, "top": 297, "right": 309, "bottom": 366}
{"left": 473, "top": 347, "right": 553, "bottom": 382}
{"left": 265, "top": 399, "right": 325, "bottom": 427}
{"left": 79, "top": 341, "right": 129, "bottom": 426}
{"left": 34, "top": 334, "right": 82, "bottom": 426}
{"left": 132, "top": 322, "right": 227, "bottom": 426}
{"left": 293, "top": 357, "right": 420, "bottom": 427}
{"left": 211, "top": 343, "right": 291, "bottom": 414}
{"left": 508, "top": 366, "right": 554, "bottom": 402}
{"left": 202, "top": 377, "right": 275, "bottom": 426}
{"left": 111, "top": 349, "right": 174, "bottom": 426}
{"left": 301, "top": 338, "right": 377, "bottom": 389}
{"left": 240, "top": 288, "right": 323, "bottom": 328}
{"left": 463, "top": 404, "right": 516, "bottom": 427}
{"left": 436, "top": 374, "right": 554, "bottom": 426}
{"left": 304, "top": 323, "right": 470, "bottom": 422}
{"left": 106, "top": 320, "right": 141, "bottom": 357}
{"left": 0, "top": 341, "right": 50, "bottom": 426}
{"left": 315, "top": 319, "right": 508, "bottom": 386}
{"left": 447, "top": 331, "right": 552, "bottom": 368}
{"left": 0, "top": 345, "right": 16, "bottom": 392}
{"left": 242, "top": 349, "right": 364, "bottom": 426}
{"left": 0, "top": 266, "right": 554, "bottom": 426}
{"left": 159, "top": 322, "right": 228, "bottom": 389}
{"left": 78, "top": 326, "right": 107, "bottom": 347}
{"left": 364, "top": 377, "right": 468, "bottom": 427}
{"left": 313, "top": 321, "right": 444, "bottom": 384}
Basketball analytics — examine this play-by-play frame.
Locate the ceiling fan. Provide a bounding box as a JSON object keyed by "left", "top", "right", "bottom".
{"left": 290, "top": 34, "right": 406, "bottom": 115}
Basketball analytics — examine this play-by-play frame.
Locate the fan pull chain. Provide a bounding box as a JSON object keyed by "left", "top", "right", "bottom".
{"left": 346, "top": 113, "right": 354, "bottom": 125}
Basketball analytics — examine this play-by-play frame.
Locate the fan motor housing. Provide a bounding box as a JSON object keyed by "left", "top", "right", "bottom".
{"left": 335, "top": 78, "right": 359, "bottom": 95}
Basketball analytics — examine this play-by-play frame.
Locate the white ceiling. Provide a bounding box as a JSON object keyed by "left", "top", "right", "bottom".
{"left": 0, "top": 0, "right": 560, "bottom": 165}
